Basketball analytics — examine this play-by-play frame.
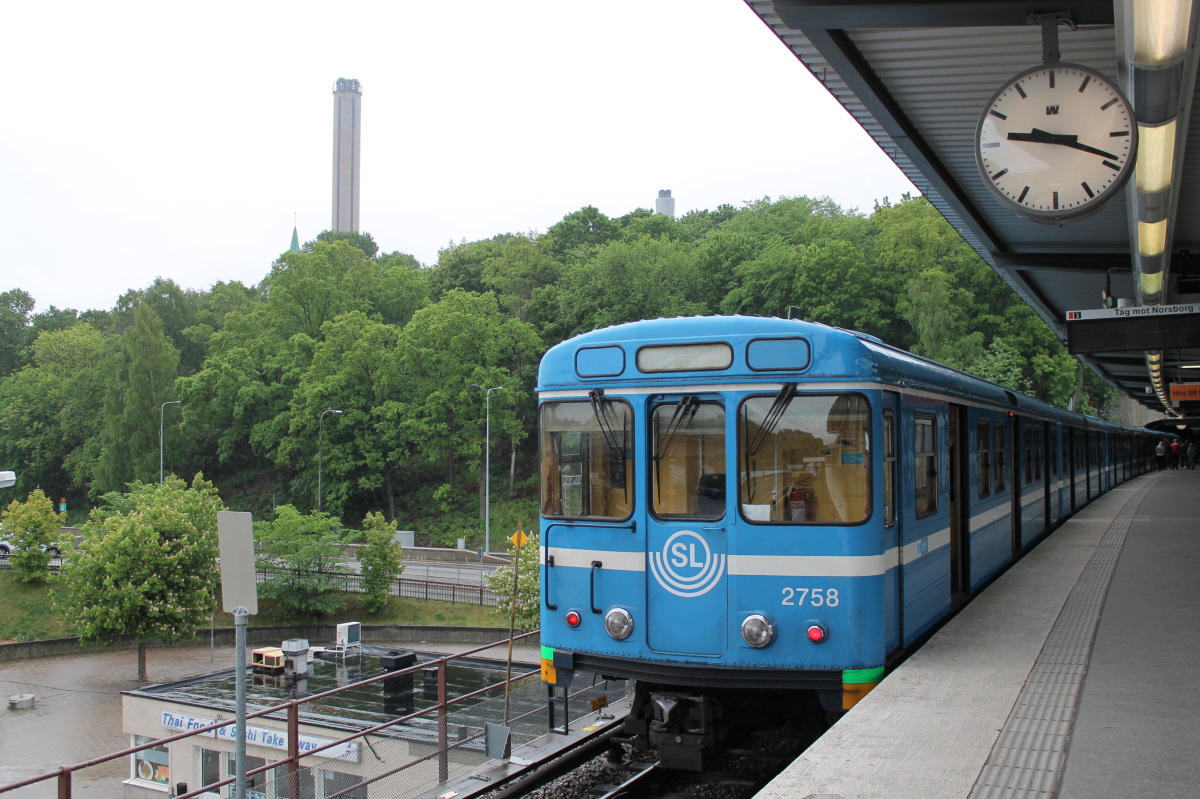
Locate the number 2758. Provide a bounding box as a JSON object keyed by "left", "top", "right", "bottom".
{"left": 781, "top": 587, "right": 840, "bottom": 607}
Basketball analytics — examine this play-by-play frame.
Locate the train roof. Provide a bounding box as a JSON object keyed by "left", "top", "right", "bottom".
{"left": 538, "top": 316, "right": 1159, "bottom": 435}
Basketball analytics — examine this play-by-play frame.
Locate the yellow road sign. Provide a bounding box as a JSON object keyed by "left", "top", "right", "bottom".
{"left": 510, "top": 529, "right": 528, "bottom": 548}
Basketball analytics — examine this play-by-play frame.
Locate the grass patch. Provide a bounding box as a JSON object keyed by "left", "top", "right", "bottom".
{"left": 0, "top": 572, "right": 506, "bottom": 643}
{"left": 0, "top": 572, "right": 77, "bottom": 642}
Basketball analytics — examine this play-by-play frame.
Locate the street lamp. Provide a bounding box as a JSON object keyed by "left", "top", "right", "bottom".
{"left": 160, "top": 401, "right": 182, "bottom": 484}
{"left": 471, "top": 384, "right": 505, "bottom": 557}
{"left": 317, "top": 408, "right": 344, "bottom": 512}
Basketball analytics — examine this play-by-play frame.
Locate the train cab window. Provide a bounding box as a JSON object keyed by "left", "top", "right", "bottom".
{"left": 738, "top": 392, "right": 870, "bottom": 524}
{"left": 914, "top": 415, "right": 937, "bottom": 518}
{"left": 994, "top": 421, "right": 1007, "bottom": 493}
{"left": 540, "top": 398, "right": 634, "bottom": 521}
{"left": 883, "top": 410, "right": 896, "bottom": 528}
{"left": 652, "top": 399, "right": 726, "bottom": 520}
{"left": 977, "top": 422, "right": 991, "bottom": 498}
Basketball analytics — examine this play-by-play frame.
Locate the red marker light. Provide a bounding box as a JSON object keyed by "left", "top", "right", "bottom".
{"left": 565, "top": 611, "right": 582, "bottom": 628}
{"left": 806, "top": 624, "right": 827, "bottom": 643}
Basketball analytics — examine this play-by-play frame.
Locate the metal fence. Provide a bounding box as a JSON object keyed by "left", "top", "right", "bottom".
{"left": 255, "top": 568, "right": 500, "bottom": 607}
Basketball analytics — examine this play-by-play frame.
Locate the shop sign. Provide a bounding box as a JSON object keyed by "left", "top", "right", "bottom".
{"left": 160, "top": 710, "right": 360, "bottom": 762}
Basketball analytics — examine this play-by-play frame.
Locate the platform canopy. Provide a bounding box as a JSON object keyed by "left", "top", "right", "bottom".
{"left": 745, "top": 0, "right": 1200, "bottom": 416}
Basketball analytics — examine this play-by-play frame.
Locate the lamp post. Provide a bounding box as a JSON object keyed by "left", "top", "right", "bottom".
{"left": 317, "top": 408, "right": 344, "bottom": 512}
{"left": 471, "top": 385, "right": 504, "bottom": 557}
{"left": 160, "top": 400, "right": 181, "bottom": 484}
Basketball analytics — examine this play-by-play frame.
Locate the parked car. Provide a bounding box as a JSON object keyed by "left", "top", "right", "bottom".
{"left": 0, "top": 530, "right": 62, "bottom": 559}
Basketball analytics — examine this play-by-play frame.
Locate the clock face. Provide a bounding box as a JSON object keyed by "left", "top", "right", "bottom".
{"left": 976, "top": 63, "right": 1137, "bottom": 223}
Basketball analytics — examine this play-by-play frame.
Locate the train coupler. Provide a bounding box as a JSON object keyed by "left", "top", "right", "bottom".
{"left": 647, "top": 693, "right": 721, "bottom": 771}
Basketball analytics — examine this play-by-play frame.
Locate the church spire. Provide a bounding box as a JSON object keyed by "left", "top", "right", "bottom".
{"left": 289, "top": 214, "right": 300, "bottom": 253}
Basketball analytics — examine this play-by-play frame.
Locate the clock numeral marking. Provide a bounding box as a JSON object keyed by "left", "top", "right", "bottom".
{"left": 1082, "top": 182, "right": 1095, "bottom": 199}
{"left": 1018, "top": 186, "right": 1030, "bottom": 204}
{"left": 982, "top": 141, "right": 1000, "bottom": 149}
{"left": 992, "top": 168, "right": 1009, "bottom": 181}
{"left": 1049, "top": 71, "right": 1056, "bottom": 89}
{"left": 1110, "top": 130, "right": 1130, "bottom": 137}
{"left": 1052, "top": 191, "right": 1060, "bottom": 210}
{"left": 1015, "top": 83, "right": 1027, "bottom": 99}
{"left": 1079, "top": 75, "right": 1091, "bottom": 93}
{"left": 990, "top": 109, "right": 1008, "bottom": 120}
{"left": 1102, "top": 160, "right": 1121, "bottom": 171}
{"left": 1100, "top": 98, "right": 1118, "bottom": 111}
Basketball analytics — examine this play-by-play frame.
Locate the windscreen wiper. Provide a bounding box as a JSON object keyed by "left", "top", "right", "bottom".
{"left": 745, "top": 384, "right": 797, "bottom": 457}
{"left": 588, "top": 389, "right": 628, "bottom": 490}
{"left": 743, "top": 384, "right": 797, "bottom": 503}
{"left": 654, "top": 395, "right": 700, "bottom": 462}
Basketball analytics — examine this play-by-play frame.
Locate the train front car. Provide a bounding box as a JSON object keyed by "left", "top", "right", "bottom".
{"left": 538, "top": 317, "right": 892, "bottom": 770}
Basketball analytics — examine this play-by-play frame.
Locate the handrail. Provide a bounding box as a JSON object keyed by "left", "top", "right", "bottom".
{"left": 0, "top": 630, "right": 543, "bottom": 799}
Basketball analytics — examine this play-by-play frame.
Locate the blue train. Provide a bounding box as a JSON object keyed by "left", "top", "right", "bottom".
{"left": 536, "top": 315, "right": 1164, "bottom": 769}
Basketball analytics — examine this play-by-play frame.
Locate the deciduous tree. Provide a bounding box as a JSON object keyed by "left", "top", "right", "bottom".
{"left": 1, "top": 488, "right": 65, "bottom": 583}
{"left": 54, "top": 475, "right": 223, "bottom": 681}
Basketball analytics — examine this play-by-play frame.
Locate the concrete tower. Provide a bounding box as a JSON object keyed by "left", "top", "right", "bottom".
{"left": 332, "top": 78, "right": 362, "bottom": 233}
{"left": 655, "top": 189, "right": 675, "bottom": 218}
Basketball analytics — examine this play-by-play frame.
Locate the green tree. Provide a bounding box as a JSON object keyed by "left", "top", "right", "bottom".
{"left": 967, "top": 336, "right": 1033, "bottom": 393}
{"left": 487, "top": 529, "right": 540, "bottom": 631}
{"left": 359, "top": 511, "right": 403, "bottom": 613}
{"left": 276, "top": 312, "right": 401, "bottom": 518}
{"left": 254, "top": 504, "right": 348, "bottom": 619}
{"left": 901, "top": 268, "right": 984, "bottom": 368}
{"left": 0, "top": 288, "right": 36, "bottom": 377}
{"left": 546, "top": 206, "right": 619, "bottom": 261}
{"left": 92, "top": 303, "right": 181, "bottom": 495}
{"left": 1, "top": 488, "right": 65, "bottom": 583}
{"left": 0, "top": 324, "right": 114, "bottom": 497}
{"left": 54, "top": 475, "right": 223, "bottom": 681}
{"left": 312, "top": 229, "right": 380, "bottom": 258}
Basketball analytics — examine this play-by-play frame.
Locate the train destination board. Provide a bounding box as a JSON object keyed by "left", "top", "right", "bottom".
{"left": 1169, "top": 383, "right": 1200, "bottom": 402}
{"left": 1065, "top": 303, "right": 1200, "bottom": 355}
{"left": 1065, "top": 303, "right": 1199, "bottom": 321}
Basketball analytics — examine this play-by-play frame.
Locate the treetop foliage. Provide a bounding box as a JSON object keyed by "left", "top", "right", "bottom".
{"left": 0, "top": 196, "right": 1114, "bottom": 535}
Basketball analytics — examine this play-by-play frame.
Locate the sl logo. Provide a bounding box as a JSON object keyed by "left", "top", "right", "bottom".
{"left": 649, "top": 530, "right": 726, "bottom": 598}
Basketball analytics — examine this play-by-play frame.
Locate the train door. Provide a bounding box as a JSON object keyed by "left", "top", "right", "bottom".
{"left": 948, "top": 405, "right": 970, "bottom": 604}
{"left": 645, "top": 394, "right": 728, "bottom": 657}
{"left": 1009, "top": 417, "right": 1022, "bottom": 557}
{"left": 1067, "top": 427, "right": 1078, "bottom": 512}
{"left": 882, "top": 392, "right": 902, "bottom": 649}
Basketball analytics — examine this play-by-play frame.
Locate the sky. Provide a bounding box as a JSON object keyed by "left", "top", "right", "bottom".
{"left": 2, "top": 0, "right": 916, "bottom": 315}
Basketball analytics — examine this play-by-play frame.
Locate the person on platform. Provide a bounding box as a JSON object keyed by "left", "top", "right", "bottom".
{"left": 1187, "top": 441, "right": 1198, "bottom": 472}
{"left": 1155, "top": 439, "right": 1167, "bottom": 470}
{"left": 1170, "top": 439, "right": 1184, "bottom": 469}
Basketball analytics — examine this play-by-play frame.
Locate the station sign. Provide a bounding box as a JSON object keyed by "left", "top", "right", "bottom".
{"left": 1169, "top": 383, "right": 1200, "bottom": 402}
{"left": 1065, "top": 302, "right": 1199, "bottom": 322}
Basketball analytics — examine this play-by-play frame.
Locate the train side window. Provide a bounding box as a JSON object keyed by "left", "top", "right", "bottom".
{"left": 914, "top": 414, "right": 936, "bottom": 518}
{"left": 738, "top": 392, "right": 870, "bottom": 524}
{"left": 994, "top": 421, "right": 1007, "bottom": 493}
{"left": 883, "top": 410, "right": 896, "bottom": 527}
{"left": 652, "top": 400, "right": 726, "bottom": 521}
{"left": 1033, "top": 427, "right": 1044, "bottom": 482}
{"left": 977, "top": 421, "right": 991, "bottom": 498}
{"left": 1023, "top": 426, "right": 1033, "bottom": 485}
{"left": 540, "top": 399, "right": 634, "bottom": 521}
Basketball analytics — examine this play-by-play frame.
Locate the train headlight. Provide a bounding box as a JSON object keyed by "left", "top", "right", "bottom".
{"left": 604, "top": 608, "right": 634, "bottom": 640}
{"left": 741, "top": 614, "right": 775, "bottom": 648}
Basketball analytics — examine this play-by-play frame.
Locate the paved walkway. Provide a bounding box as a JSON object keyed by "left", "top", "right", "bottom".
{"left": 0, "top": 638, "right": 537, "bottom": 797}
{"left": 757, "top": 469, "right": 1200, "bottom": 799}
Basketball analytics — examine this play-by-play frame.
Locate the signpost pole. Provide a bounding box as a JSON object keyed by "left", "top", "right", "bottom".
{"left": 218, "top": 511, "right": 259, "bottom": 799}
{"left": 234, "top": 607, "right": 249, "bottom": 799}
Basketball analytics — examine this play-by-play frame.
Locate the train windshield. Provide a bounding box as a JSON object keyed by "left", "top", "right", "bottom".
{"left": 540, "top": 397, "right": 633, "bottom": 521}
{"left": 651, "top": 398, "right": 726, "bottom": 520}
{"left": 739, "top": 392, "right": 870, "bottom": 524}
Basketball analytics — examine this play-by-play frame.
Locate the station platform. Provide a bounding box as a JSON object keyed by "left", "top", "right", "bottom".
{"left": 757, "top": 469, "right": 1200, "bottom": 799}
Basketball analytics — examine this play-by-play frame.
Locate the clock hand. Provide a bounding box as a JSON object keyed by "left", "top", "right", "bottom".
{"left": 1007, "top": 128, "right": 1119, "bottom": 160}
